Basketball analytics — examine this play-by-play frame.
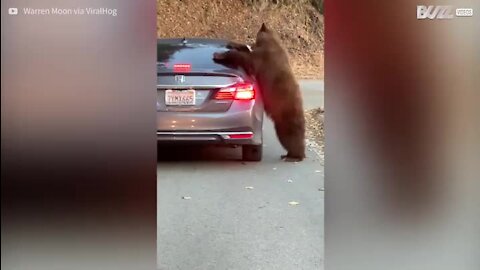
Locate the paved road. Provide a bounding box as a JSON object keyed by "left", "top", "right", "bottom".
{"left": 157, "top": 80, "right": 324, "bottom": 270}
{"left": 299, "top": 79, "right": 324, "bottom": 110}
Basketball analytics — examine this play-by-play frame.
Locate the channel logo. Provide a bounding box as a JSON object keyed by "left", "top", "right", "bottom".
{"left": 456, "top": 8, "right": 474, "bottom": 17}
{"left": 417, "top": 6, "right": 454, "bottom": 19}
{"left": 417, "top": 5, "right": 474, "bottom": 19}
{"left": 8, "top": 8, "right": 18, "bottom": 15}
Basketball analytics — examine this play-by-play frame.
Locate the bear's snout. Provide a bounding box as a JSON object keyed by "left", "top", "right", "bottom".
{"left": 213, "top": 52, "right": 226, "bottom": 60}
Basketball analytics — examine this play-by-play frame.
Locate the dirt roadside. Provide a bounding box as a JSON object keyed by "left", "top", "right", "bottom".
{"left": 305, "top": 107, "right": 324, "bottom": 152}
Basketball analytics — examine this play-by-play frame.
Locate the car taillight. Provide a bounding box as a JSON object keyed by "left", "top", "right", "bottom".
{"left": 214, "top": 86, "right": 236, "bottom": 100}
{"left": 235, "top": 83, "right": 255, "bottom": 100}
{"left": 215, "top": 83, "right": 255, "bottom": 100}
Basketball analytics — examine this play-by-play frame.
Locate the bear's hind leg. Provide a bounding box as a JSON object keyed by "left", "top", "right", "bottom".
{"left": 274, "top": 120, "right": 306, "bottom": 162}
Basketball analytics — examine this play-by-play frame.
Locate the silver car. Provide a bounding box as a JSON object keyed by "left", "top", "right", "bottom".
{"left": 157, "top": 38, "right": 264, "bottom": 161}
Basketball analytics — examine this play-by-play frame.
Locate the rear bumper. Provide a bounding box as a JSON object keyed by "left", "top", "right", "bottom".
{"left": 157, "top": 131, "right": 260, "bottom": 145}
{"left": 157, "top": 98, "right": 264, "bottom": 145}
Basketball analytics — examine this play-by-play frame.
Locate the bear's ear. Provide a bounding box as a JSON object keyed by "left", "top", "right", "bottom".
{"left": 260, "top": 23, "right": 268, "bottom": 32}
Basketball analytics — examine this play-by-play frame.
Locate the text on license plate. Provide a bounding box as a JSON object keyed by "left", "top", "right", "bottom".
{"left": 165, "top": 89, "right": 196, "bottom": 106}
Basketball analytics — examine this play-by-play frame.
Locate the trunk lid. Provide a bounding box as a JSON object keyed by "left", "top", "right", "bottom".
{"left": 157, "top": 38, "right": 249, "bottom": 113}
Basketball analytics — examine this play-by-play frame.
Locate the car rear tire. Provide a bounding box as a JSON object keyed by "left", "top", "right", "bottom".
{"left": 242, "top": 144, "right": 262, "bottom": 161}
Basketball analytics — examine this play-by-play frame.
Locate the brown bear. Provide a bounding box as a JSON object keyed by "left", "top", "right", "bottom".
{"left": 213, "top": 23, "right": 306, "bottom": 162}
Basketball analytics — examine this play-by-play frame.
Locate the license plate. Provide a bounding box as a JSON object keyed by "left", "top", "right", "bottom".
{"left": 165, "top": 89, "right": 196, "bottom": 106}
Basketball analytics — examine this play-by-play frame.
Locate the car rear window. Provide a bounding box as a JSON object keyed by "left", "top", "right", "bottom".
{"left": 157, "top": 41, "right": 229, "bottom": 70}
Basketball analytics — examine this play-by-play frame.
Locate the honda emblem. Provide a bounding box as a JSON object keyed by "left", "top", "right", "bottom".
{"left": 174, "top": 75, "right": 186, "bottom": 84}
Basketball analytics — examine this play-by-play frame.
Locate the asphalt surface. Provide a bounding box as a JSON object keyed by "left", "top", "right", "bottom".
{"left": 157, "top": 80, "right": 324, "bottom": 270}
{"left": 299, "top": 79, "right": 324, "bottom": 110}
